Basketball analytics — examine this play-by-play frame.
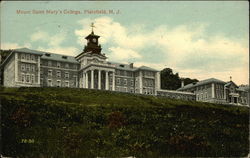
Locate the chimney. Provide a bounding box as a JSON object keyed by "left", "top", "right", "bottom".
{"left": 181, "top": 80, "right": 184, "bottom": 88}
{"left": 129, "top": 63, "right": 133, "bottom": 68}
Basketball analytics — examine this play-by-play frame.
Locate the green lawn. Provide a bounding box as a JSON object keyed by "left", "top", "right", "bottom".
{"left": 1, "top": 87, "right": 249, "bottom": 157}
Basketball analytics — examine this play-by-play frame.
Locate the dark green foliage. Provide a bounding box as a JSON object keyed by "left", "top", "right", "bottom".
{"left": 160, "top": 68, "right": 198, "bottom": 90}
{"left": 0, "top": 87, "right": 249, "bottom": 157}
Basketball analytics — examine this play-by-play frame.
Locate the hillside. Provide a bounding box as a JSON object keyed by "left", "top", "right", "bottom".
{"left": 0, "top": 87, "right": 249, "bottom": 157}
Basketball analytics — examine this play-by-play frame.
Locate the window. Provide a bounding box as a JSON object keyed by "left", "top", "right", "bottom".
{"left": 48, "top": 79, "right": 52, "bottom": 87}
{"left": 26, "top": 54, "right": 30, "bottom": 60}
{"left": 26, "top": 74, "right": 30, "bottom": 83}
{"left": 65, "top": 72, "right": 69, "bottom": 79}
{"left": 40, "top": 78, "right": 43, "bottom": 84}
{"left": 48, "top": 70, "right": 52, "bottom": 76}
{"left": 48, "top": 61, "right": 52, "bottom": 66}
{"left": 124, "top": 79, "right": 127, "bottom": 85}
{"left": 65, "top": 81, "right": 69, "bottom": 87}
{"left": 31, "top": 55, "right": 35, "bottom": 61}
{"left": 21, "top": 74, "right": 25, "bottom": 82}
{"left": 74, "top": 64, "right": 77, "bottom": 69}
{"left": 21, "top": 64, "right": 25, "bottom": 71}
{"left": 73, "top": 76, "right": 77, "bottom": 87}
{"left": 117, "top": 78, "right": 120, "bottom": 84}
{"left": 31, "top": 65, "right": 35, "bottom": 72}
{"left": 57, "top": 80, "right": 61, "bottom": 87}
{"left": 57, "top": 71, "right": 61, "bottom": 78}
{"left": 26, "top": 64, "right": 30, "bottom": 71}
{"left": 57, "top": 62, "right": 61, "bottom": 68}
{"left": 21, "top": 54, "right": 25, "bottom": 59}
{"left": 65, "top": 63, "right": 69, "bottom": 69}
{"left": 31, "top": 75, "right": 35, "bottom": 83}
{"left": 149, "top": 80, "right": 153, "bottom": 86}
{"left": 40, "top": 70, "right": 43, "bottom": 75}
{"left": 130, "top": 88, "right": 134, "bottom": 93}
{"left": 131, "top": 80, "right": 134, "bottom": 86}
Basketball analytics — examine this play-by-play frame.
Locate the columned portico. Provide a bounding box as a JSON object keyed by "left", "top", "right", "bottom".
{"left": 83, "top": 68, "right": 115, "bottom": 91}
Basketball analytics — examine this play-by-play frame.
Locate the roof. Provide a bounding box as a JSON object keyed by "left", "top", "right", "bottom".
{"left": 14, "top": 48, "right": 44, "bottom": 55}
{"left": 14, "top": 48, "right": 78, "bottom": 64}
{"left": 177, "top": 78, "right": 226, "bottom": 91}
{"left": 225, "top": 81, "right": 238, "bottom": 88}
{"left": 85, "top": 32, "right": 100, "bottom": 39}
{"left": 41, "top": 52, "right": 78, "bottom": 64}
{"left": 237, "top": 86, "right": 249, "bottom": 92}
{"left": 137, "top": 66, "right": 158, "bottom": 72}
{"left": 109, "top": 62, "right": 136, "bottom": 71}
{"left": 109, "top": 62, "right": 159, "bottom": 72}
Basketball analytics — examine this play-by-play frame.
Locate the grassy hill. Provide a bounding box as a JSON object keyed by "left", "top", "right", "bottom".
{"left": 0, "top": 87, "right": 249, "bottom": 157}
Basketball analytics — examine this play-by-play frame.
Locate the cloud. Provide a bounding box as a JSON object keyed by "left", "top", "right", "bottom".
{"left": 1, "top": 42, "right": 31, "bottom": 49}
{"left": 75, "top": 16, "right": 148, "bottom": 49}
{"left": 29, "top": 30, "right": 78, "bottom": 56}
{"left": 108, "top": 47, "right": 142, "bottom": 61}
{"left": 30, "top": 31, "right": 49, "bottom": 42}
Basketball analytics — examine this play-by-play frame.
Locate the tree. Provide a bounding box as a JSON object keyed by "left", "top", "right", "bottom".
{"left": 160, "top": 68, "right": 181, "bottom": 90}
{"left": 160, "top": 68, "right": 198, "bottom": 90}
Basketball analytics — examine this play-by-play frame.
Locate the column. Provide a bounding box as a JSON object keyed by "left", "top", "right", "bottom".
{"left": 98, "top": 70, "right": 101, "bottom": 90}
{"left": 91, "top": 70, "right": 94, "bottom": 89}
{"left": 224, "top": 87, "right": 227, "bottom": 100}
{"left": 112, "top": 72, "right": 115, "bottom": 91}
{"left": 157, "top": 72, "right": 161, "bottom": 90}
{"left": 105, "top": 71, "right": 109, "bottom": 90}
{"left": 139, "top": 71, "right": 143, "bottom": 94}
{"left": 82, "top": 72, "right": 85, "bottom": 88}
{"left": 14, "top": 53, "right": 18, "bottom": 82}
{"left": 211, "top": 83, "right": 215, "bottom": 98}
{"left": 37, "top": 56, "right": 40, "bottom": 85}
{"left": 85, "top": 72, "right": 88, "bottom": 88}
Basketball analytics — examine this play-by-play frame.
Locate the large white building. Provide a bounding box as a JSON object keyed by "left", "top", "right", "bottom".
{"left": 1, "top": 30, "right": 162, "bottom": 96}
{"left": 0, "top": 28, "right": 248, "bottom": 105}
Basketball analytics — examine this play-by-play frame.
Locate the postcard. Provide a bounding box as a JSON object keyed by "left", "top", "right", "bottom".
{"left": 0, "top": 1, "right": 249, "bottom": 158}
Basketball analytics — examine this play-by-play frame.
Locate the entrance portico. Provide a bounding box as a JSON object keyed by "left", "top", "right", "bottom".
{"left": 229, "top": 92, "right": 239, "bottom": 104}
{"left": 82, "top": 67, "right": 115, "bottom": 91}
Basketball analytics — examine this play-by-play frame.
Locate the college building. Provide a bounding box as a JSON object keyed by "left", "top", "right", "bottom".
{"left": 0, "top": 29, "right": 161, "bottom": 96}
{"left": 177, "top": 78, "right": 249, "bottom": 105}
{"left": 0, "top": 28, "right": 248, "bottom": 106}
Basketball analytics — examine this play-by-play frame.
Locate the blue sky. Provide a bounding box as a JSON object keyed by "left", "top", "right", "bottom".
{"left": 1, "top": 1, "right": 249, "bottom": 84}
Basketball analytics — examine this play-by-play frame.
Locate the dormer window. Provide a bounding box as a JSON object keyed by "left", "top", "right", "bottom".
{"left": 62, "top": 56, "right": 67, "bottom": 59}
{"left": 45, "top": 53, "right": 51, "bottom": 57}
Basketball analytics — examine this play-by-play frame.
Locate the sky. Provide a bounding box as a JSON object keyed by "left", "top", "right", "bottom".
{"left": 1, "top": 1, "right": 249, "bottom": 85}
